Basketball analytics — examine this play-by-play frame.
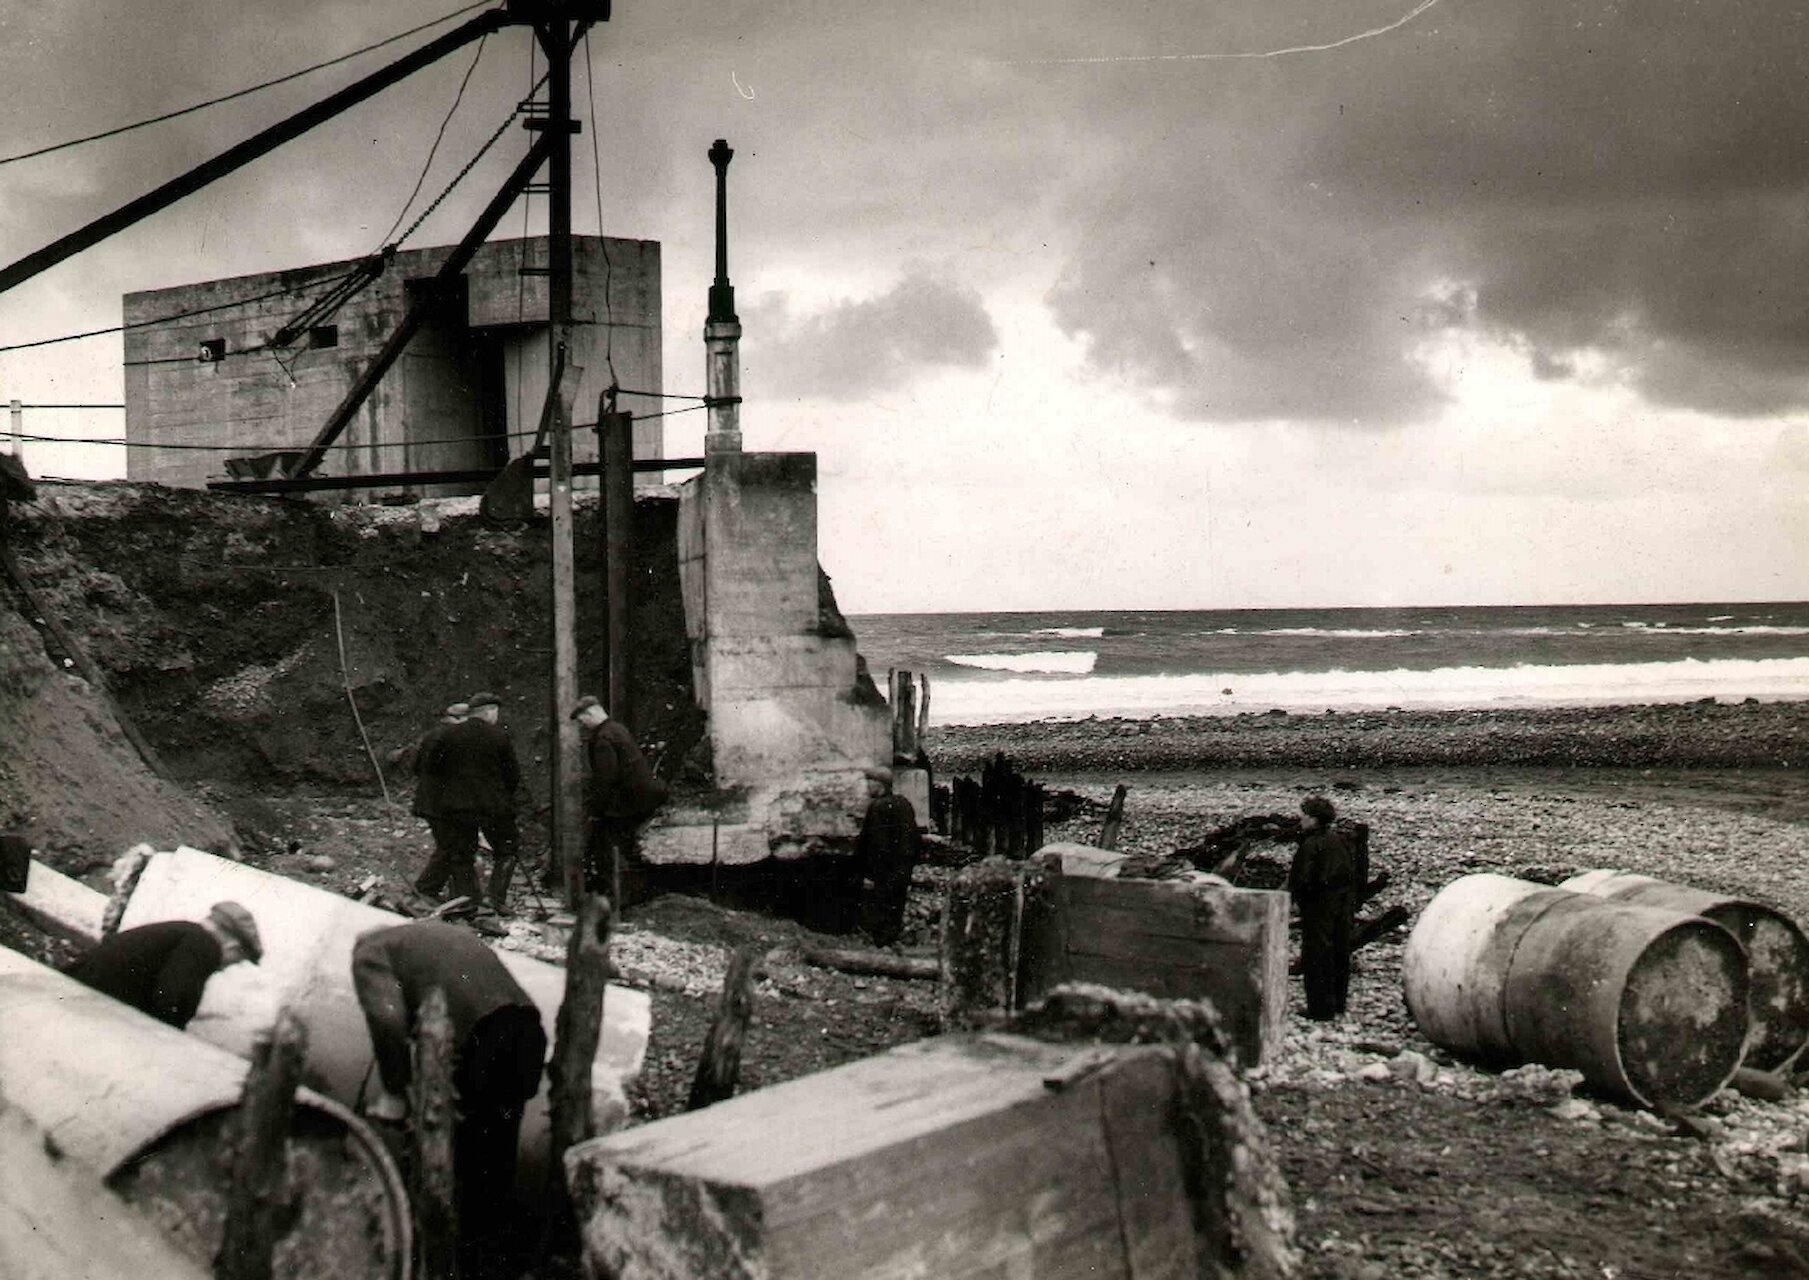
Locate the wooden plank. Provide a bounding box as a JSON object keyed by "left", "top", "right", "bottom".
{"left": 1018, "top": 876, "right": 1289, "bottom": 1066}
{"left": 565, "top": 1034, "right": 1196, "bottom": 1280}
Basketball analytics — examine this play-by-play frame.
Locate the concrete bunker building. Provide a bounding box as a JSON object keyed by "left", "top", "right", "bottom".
{"left": 122, "top": 235, "right": 663, "bottom": 496}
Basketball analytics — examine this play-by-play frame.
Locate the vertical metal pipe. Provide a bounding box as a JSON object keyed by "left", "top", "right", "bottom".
{"left": 704, "top": 140, "right": 742, "bottom": 455}
{"left": 8, "top": 399, "right": 21, "bottom": 461}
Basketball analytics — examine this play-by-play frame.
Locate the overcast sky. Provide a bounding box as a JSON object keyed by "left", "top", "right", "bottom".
{"left": 2, "top": 0, "right": 1806, "bottom": 612}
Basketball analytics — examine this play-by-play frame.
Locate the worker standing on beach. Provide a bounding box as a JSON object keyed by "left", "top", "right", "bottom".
{"left": 856, "top": 766, "right": 922, "bottom": 946}
{"left": 1289, "top": 795, "right": 1355, "bottom": 1020}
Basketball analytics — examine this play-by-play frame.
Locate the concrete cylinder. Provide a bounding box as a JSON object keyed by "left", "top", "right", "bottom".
{"left": 115, "top": 847, "right": 650, "bottom": 1192}
{"left": 0, "top": 948, "right": 410, "bottom": 1279}
{"left": 1561, "top": 870, "right": 1809, "bottom": 1072}
{"left": 1404, "top": 874, "right": 1749, "bottom": 1109}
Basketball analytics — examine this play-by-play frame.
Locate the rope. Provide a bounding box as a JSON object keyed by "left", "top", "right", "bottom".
{"left": 377, "top": 34, "right": 490, "bottom": 249}
{"left": 0, "top": 1, "right": 496, "bottom": 168}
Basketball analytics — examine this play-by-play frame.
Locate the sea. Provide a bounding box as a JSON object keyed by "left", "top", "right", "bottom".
{"left": 848, "top": 603, "right": 1809, "bottom": 726}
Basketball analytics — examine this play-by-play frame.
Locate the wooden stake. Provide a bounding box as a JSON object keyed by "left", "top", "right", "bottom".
{"left": 1098, "top": 784, "right": 1128, "bottom": 851}
{"left": 214, "top": 1009, "right": 308, "bottom": 1280}
{"left": 687, "top": 945, "right": 761, "bottom": 1111}
{"left": 549, "top": 893, "right": 614, "bottom": 1167}
{"left": 411, "top": 987, "right": 459, "bottom": 1280}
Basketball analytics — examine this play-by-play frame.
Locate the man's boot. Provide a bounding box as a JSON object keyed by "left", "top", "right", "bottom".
{"left": 485, "top": 858, "right": 517, "bottom": 917}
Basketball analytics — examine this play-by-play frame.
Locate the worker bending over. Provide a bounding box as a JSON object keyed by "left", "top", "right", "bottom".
{"left": 64, "top": 900, "right": 262, "bottom": 1029}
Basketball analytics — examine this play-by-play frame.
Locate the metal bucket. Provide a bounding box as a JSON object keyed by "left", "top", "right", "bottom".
{"left": 1404, "top": 874, "right": 1749, "bottom": 1109}
{"left": 116, "top": 846, "right": 650, "bottom": 1189}
{"left": 1562, "top": 869, "right": 1809, "bottom": 1072}
{"left": 0, "top": 948, "right": 411, "bottom": 1279}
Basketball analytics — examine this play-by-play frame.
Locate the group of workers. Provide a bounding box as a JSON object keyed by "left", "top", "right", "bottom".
{"left": 410, "top": 690, "right": 669, "bottom": 915}
{"left": 65, "top": 898, "right": 546, "bottom": 1264}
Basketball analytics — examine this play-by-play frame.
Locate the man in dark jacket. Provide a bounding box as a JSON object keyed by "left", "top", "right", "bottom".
{"left": 351, "top": 921, "right": 546, "bottom": 1254}
{"left": 65, "top": 901, "right": 263, "bottom": 1029}
{"left": 411, "top": 701, "right": 467, "bottom": 898}
{"left": 572, "top": 694, "right": 668, "bottom": 902}
{"left": 856, "top": 767, "right": 922, "bottom": 946}
{"left": 421, "top": 691, "right": 521, "bottom": 913}
{"left": 1289, "top": 795, "right": 1356, "bottom": 1020}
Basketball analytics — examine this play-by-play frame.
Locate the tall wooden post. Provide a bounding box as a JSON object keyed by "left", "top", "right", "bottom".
{"left": 411, "top": 988, "right": 459, "bottom": 1280}
{"left": 537, "top": 17, "right": 585, "bottom": 908}
{"left": 598, "top": 407, "right": 635, "bottom": 727}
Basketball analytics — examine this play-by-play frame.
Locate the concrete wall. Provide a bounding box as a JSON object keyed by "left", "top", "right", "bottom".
{"left": 122, "top": 236, "right": 661, "bottom": 496}
{"left": 647, "top": 451, "right": 890, "bottom": 866}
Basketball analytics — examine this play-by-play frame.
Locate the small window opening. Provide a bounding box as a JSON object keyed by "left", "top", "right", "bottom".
{"left": 197, "top": 338, "right": 226, "bottom": 362}
{"left": 308, "top": 325, "right": 339, "bottom": 350}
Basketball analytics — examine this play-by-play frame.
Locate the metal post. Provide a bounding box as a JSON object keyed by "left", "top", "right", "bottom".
{"left": 539, "top": 18, "right": 586, "bottom": 907}
{"left": 704, "top": 139, "right": 742, "bottom": 455}
{"left": 7, "top": 401, "right": 20, "bottom": 462}
{"left": 598, "top": 407, "right": 634, "bottom": 726}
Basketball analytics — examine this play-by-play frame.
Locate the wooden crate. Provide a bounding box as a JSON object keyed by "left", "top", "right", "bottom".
{"left": 1019, "top": 865, "right": 1289, "bottom": 1067}
{"left": 565, "top": 1033, "right": 1201, "bottom": 1280}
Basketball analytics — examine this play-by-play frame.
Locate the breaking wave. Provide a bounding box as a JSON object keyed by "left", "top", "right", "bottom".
{"left": 945, "top": 650, "right": 1098, "bottom": 675}
{"left": 929, "top": 656, "right": 1809, "bottom": 725}
{"left": 1033, "top": 626, "right": 1107, "bottom": 639}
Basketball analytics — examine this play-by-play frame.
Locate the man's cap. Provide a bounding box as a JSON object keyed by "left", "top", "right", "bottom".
{"left": 467, "top": 691, "right": 501, "bottom": 709}
{"left": 443, "top": 702, "right": 469, "bottom": 719}
{"left": 1300, "top": 796, "right": 1337, "bottom": 823}
{"left": 863, "top": 765, "right": 894, "bottom": 785}
{"left": 208, "top": 901, "right": 263, "bottom": 963}
{"left": 570, "top": 694, "right": 603, "bottom": 719}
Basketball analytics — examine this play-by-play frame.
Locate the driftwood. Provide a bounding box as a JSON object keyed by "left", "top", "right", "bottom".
{"left": 1732, "top": 1067, "right": 1793, "bottom": 1102}
{"left": 801, "top": 943, "right": 940, "bottom": 981}
{"left": 411, "top": 988, "right": 459, "bottom": 1280}
{"left": 1097, "top": 784, "right": 1128, "bottom": 851}
{"left": 214, "top": 1009, "right": 308, "bottom": 1280}
{"left": 1351, "top": 904, "right": 1410, "bottom": 951}
{"left": 687, "top": 946, "right": 761, "bottom": 1111}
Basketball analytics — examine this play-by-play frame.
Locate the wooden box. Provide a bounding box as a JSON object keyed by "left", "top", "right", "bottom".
{"left": 564, "top": 1033, "right": 1201, "bottom": 1279}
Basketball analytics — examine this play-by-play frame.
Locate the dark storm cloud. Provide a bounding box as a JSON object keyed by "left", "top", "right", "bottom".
{"left": 1033, "top": 0, "right": 1809, "bottom": 421}
{"left": 744, "top": 271, "right": 999, "bottom": 400}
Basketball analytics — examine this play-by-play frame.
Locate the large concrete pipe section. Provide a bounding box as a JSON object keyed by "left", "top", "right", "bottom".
{"left": 0, "top": 947, "right": 410, "bottom": 1279}
{"left": 116, "top": 846, "right": 651, "bottom": 1188}
{"left": 1403, "top": 873, "right": 1749, "bottom": 1109}
{"left": 1561, "top": 869, "right": 1809, "bottom": 1072}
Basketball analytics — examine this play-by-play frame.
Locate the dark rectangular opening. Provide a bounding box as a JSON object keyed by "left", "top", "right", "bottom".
{"left": 198, "top": 338, "right": 226, "bottom": 362}
{"left": 308, "top": 324, "right": 338, "bottom": 350}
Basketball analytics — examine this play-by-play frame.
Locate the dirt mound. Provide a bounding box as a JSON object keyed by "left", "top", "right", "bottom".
{"left": 5, "top": 481, "right": 705, "bottom": 856}
{"left": 0, "top": 583, "right": 234, "bottom": 869}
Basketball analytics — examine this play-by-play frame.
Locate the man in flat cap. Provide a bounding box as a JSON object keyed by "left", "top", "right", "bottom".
{"left": 351, "top": 920, "right": 546, "bottom": 1266}
{"left": 421, "top": 692, "right": 522, "bottom": 914}
{"left": 65, "top": 900, "right": 263, "bottom": 1029}
{"left": 1289, "top": 795, "right": 1356, "bottom": 1020}
{"left": 572, "top": 694, "right": 669, "bottom": 902}
{"left": 855, "top": 766, "right": 922, "bottom": 946}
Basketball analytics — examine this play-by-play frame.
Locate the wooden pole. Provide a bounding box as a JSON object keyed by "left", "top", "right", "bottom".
{"left": 411, "top": 987, "right": 459, "bottom": 1280}
{"left": 599, "top": 408, "right": 635, "bottom": 727}
{"left": 549, "top": 893, "right": 614, "bottom": 1171}
{"left": 687, "top": 945, "right": 761, "bottom": 1111}
{"left": 214, "top": 1009, "right": 308, "bottom": 1280}
{"left": 801, "top": 943, "right": 939, "bottom": 981}
{"left": 1098, "top": 784, "right": 1128, "bottom": 851}
{"left": 940, "top": 861, "right": 1036, "bottom": 1029}
{"left": 538, "top": 17, "right": 585, "bottom": 910}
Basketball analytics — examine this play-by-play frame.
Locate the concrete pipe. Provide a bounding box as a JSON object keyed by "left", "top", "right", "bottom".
{"left": 0, "top": 947, "right": 410, "bottom": 1279}
{"left": 116, "top": 846, "right": 651, "bottom": 1190}
{"left": 1562, "top": 869, "right": 1809, "bottom": 1072}
{"left": 1403, "top": 873, "right": 1749, "bottom": 1109}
